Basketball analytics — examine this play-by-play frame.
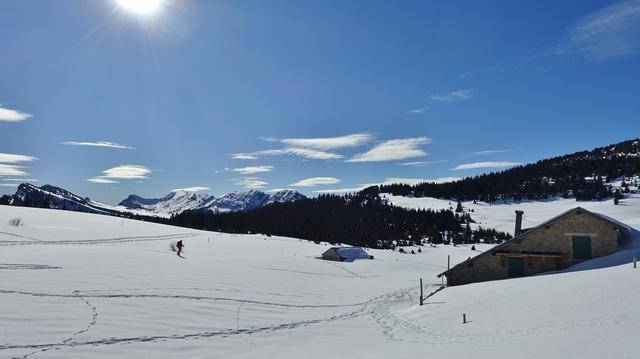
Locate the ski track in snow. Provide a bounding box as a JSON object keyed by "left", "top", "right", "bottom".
{"left": 0, "top": 288, "right": 410, "bottom": 352}
{"left": 0, "top": 233, "right": 198, "bottom": 247}
{"left": 0, "top": 263, "right": 61, "bottom": 270}
{"left": 15, "top": 290, "right": 99, "bottom": 359}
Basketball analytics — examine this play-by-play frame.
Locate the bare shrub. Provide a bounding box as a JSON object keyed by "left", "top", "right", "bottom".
{"left": 8, "top": 217, "right": 23, "bottom": 227}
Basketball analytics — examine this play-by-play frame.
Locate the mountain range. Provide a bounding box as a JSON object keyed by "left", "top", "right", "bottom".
{"left": 0, "top": 183, "right": 306, "bottom": 217}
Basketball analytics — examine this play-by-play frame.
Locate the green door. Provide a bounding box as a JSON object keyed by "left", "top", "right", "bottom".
{"left": 508, "top": 257, "right": 525, "bottom": 278}
{"left": 572, "top": 236, "right": 593, "bottom": 260}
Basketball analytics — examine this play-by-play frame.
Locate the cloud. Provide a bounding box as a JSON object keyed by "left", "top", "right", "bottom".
{"left": 407, "top": 106, "right": 430, "bottom": 114}
{"left": 62, "top": 141, "right": 135, "bottom": 149}
{"left": 279, "top": 133, "right": 373, "bottom": 150}
{"left": 89, "top": 165, "right": 151, "bottom": 184}
{"left": 398, "top": 160, "right": 447, "bottom": 167}
{"left": 233, "top": 177, "right": 268, "bottom": 189}
{"left": 171, "top": 186, "right": 210, "bottom": 192}
{"left": 231, "top": 153, "right": 259, "bottom": 160}
{"left": 452, "top": 161, "right": 521, "bottom": 170}
{"left": 232, "top": 133, "right": 370, "bottom": 161}
{"left": 0, "top": 164, "right": 28, "bottom": 176}
{"left": 239, "top": 148, "right": 343, "bottom": 160}
{"left": 290, "top": 177, "right": 341, "bottom": 187}
{"left": 0, "top": 153, "right": 37, "bottom": 164}
{"left": 346, "top": 137, "right": 431, "bottom": 162}
{"left": 0, "top": 106, "right": 32, "bottom": 122}
{"left": 87, "top": 178, "right": 119, "bottom": 184}
{"left": 0, "top": 178, "right": 39, "bottom": 182}
{"left": 458, "top": 72, "right": 472, "bottom": 79}
{"left": 231, "top": 165, "right": 273, "bottom": 175}
{"left": 0, "top": 183, "right": 19, "bottom": 187}
{"left": 430, "top": 89, "right": 475, "bottom": 103}
{"left": 555, "top": 0, "right": 640, "bottom": 61}
{"left": 469, "top": 149, "right": 513, "bottom": 156}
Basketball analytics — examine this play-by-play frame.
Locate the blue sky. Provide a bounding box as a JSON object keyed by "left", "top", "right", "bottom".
{"left": 1, "top": 0, "right": 639, "bottom": 203}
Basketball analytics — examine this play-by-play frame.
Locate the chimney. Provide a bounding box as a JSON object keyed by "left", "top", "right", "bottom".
{"left": 515, "top": 210, "right": 524, "bottom": 236}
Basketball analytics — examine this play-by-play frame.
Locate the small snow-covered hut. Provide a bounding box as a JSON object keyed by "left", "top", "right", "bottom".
{"left": 321, "top": 247, "right": 372, "bottom": 262}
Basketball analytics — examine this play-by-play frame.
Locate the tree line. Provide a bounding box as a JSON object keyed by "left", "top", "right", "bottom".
{"left": 167, "top": 193, "right": 511, "bottom": 248}
{"left": 367, "top": 139, "right": 640, "bottom": 202}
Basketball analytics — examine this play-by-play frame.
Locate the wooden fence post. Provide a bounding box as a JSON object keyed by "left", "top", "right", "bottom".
{"left": 463, "top": 313, "right": 467, "bottom": 324}
{"left": 420, "top": 278, "right": 424, "bottom": 306}
{"left": 634, "top": 257, "right": 637, "bottom": 269}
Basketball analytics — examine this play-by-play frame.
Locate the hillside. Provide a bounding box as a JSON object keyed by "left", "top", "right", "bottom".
{"left": 1, "top": 204, "right": 639, "bottom": 358}
{"left": 367, "top": 138, "right": 640, "bottom": 202}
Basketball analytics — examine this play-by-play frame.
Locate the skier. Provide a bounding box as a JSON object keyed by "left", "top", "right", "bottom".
{"left": 176, "top": 240, "right": 184, "bottom": 257}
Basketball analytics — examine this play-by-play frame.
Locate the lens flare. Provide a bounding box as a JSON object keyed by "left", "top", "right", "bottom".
{"left": 116, "top": 0, "right": 163, "bottom": 15}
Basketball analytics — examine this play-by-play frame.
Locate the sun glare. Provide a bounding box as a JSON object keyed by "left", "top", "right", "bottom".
{"left": 116, "top": 0, "right": 163, "bottom": 15}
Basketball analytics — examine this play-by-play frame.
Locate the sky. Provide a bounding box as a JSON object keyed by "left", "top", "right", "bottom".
{"left": 1, "top": 0, "right": 640, "bottom": 204}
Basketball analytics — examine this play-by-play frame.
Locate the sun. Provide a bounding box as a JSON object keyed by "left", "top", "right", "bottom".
{"left": 116, "top": 0, "right": 163, "bottom": 15}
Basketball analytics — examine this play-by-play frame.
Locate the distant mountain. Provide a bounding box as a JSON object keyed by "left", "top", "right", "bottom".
{"left": 367, "top": 138, "right": 640, "bottom": 202}
{"left": 118, "top": 188, "right": 306, "bottom": 216}
{"left": 0, "top": 183, "right": 307, "bottom": 218}
{"left": 0, "top": 183, "right": 119, "bottom": 215}
{"left": 119, "top": 190, "right": 215, "bottom": 216}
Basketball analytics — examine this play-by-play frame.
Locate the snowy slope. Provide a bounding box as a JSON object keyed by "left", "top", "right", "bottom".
{"left": 1, "top": 205, "right": 639, "bottom": 358}
{"left": 383, "top": 192, "right": 640, "bottom": 234}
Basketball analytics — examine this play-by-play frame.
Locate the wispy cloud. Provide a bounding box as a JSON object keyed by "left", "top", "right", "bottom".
{"left": 0, "top": 153, "right": 37, "bottom": 177}
{"left": 231, "top": 153, "right": 259, "bottom": 160}
{"left": 62, "top": 141, "right": 135, "bottom": 149}
{"left": 0, "top": 106, "right": 32, "bottom": 122}
{"left": 398, "top": 160, "right": 447, "bottom": 167}
{"left": 554, "top": 0, "right": 640, "bottom": 61}
{"left": 101, "top": 165, "right": 150, "bottom": 179}
{"left": 457, "top": 72, "right": 472, "bottom": 79}
{"left": 407, "top": 106, "right": 430, "bottom": 114}
{"left": 87, "top": 178, "right": 119, "bottom": 184}
{"left": 0, "top": 153, "right": 37, "bottom": 164}
{"left": 290, "top": 177, "right": 341, "bottom": 187}
{"left": 469, "top": 149, "right": 513, "bottom": 156}
{"left": 235, "top": 148, "right": 343, "bottom": 160}
{"left": 0, "top": 164, "right": 28, "bottom": 176}
{"left": 452, "top": 161, "right": 520, "bottom": 170}
{"left": 430, "top": 89, "right": 475, "bottom": 103}
{"left": 171, "top": 186, "right": 210, "bottom": 192}
{"left": 89, "top": 165, "right": 151, "bottom": 184}
{"left": 346, "top": 137, "right": 431, "bottom": 163}
{"left": 233, "top": 177, "right": 268, "bottom": 189}
{"left": 230, "top": 165, "right": 273, "bottom": 175}
{"left": 279, "top": 133, "right": 373, "bottom": 150}
{"left": 232, "top": 133, "right": 370, "bottom": 161}
{"left": 408, "top": 89, "right": 474, "bottom": 114}
{"left": 0, "top": 178, "right": 39, "bottom": 182}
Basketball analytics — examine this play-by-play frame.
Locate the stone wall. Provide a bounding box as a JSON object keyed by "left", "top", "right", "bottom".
{"left": 447, "top": 210, "right": 623, "bottom": 286}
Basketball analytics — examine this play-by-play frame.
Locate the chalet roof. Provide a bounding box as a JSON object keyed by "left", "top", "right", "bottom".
{"left": 438, "top": 207, "right": 630, "bottom": 278}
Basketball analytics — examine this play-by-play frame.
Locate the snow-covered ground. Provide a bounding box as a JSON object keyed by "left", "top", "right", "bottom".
{"left": 1, "top": 203, "right": 640, "bottom": 358}
{"left": 384, "top": 192, "right": 640, "bottom": 234}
